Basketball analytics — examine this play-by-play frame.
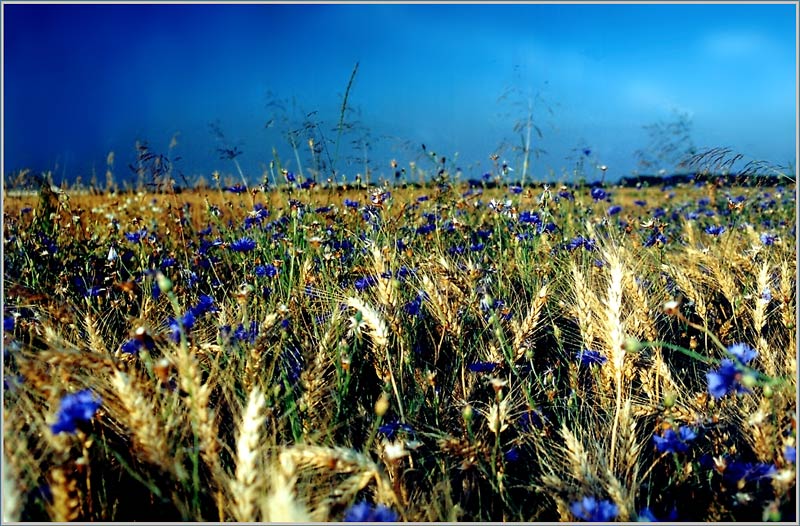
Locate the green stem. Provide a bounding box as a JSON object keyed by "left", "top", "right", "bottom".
{"left": 333, "top": 62, "right": 359, "bottom": 177}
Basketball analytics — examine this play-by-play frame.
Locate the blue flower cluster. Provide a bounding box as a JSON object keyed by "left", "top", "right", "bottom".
{"left": 567, "top": 236, "right": 596, "bottom": 252}
{"left": 404, "top": 292, "right": 426, "bottom": 317}
{"left": 653, "top": 426, "right": 697, "bottom": 454}
{"left": 575, "top": 349, "right": 607, "bottom": 367}
{"left": 343, "top": 501, "right": 398, "bottom": 522}
{"left": 590, "top": 187, "right": 608, "bottom": 201}
{"left": 378, "top": 421, "right": 414, "bottom": 439}
{"left": 468, "top": 361, "right": 500, "bottom": 373}
{"left": 51, "top": 389, "right": 102, "bottom": 434}
{"left": 570, "top": 496, "right": 618, "bottom": 522}
{"left": 706, "top": 343, "right": 758, "bottom": 399}
{"left": 167, "top": 295, "right": 217, "bottom": 343}
{"left": 229, "top": 236, "right": 257, "bottom": 252}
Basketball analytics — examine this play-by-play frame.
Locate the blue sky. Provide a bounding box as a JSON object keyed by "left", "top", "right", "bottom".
{"left": 3, "top": 2, "right": 797, "bottom": 185}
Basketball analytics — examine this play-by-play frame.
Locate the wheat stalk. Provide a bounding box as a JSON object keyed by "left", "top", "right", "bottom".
{"left": 512, "top": 284, "right": 548, "bottom": 360}
{"left": 279, "top": 444, "right": 399, "bottom": 509}
{"left": 231, "top": 387, "right": 266, "bottom": 522}
{"left": 372, "top": 244, "right": 398, "bottom": 310}
{"left": 299, "top": 323, "right": 335, "bottom": 436}
{"left": 345, "top": 296, "right": 404, "bottom": 422}
{"left": 110, "top": 370, "right": 171, "bottom": 471}
{"left": 561, "top": 425, "right": 596, "bottom": 488}
{"left": 261, "top": 454, "right": 312, "bottom": 522}
{"left": 243, "top": 312, "right": 279, "bottom": 393}
{"left": 779, "top": 259, "right": 795, "bottom": 331}
{"left": 83, "top": 313, "right": 108, "bottom": 355}
{"left": 622, "top": 269, "right": 657, "bottom": 343}
{"left": 603, "top": 467, "right": 632, "bottom": 522}
{"left": 2, "top": 452, "right": 22, "bottom": 523}
{"left": 570, "top": 263, "right": 598, "bottom": 351}
{"left": 664, "top": 263, "right": 708, "bottom": 321}
{"left": 47, "top": 466, "right": 80, "bottom": 521}
{"left": 602, "top": 250, "right": 630, "bottom": 476}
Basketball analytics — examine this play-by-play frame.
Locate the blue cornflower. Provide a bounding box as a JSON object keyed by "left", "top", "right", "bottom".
{"left": 705, "top": 225, "right": 726, "bottom": 236}
{"left": 637, "top": 507, "right": 678, "bottom": 522}
{"left": 576, "top": 349, "right": 607, "bottom": 367}
{"left": 404, "top": 295, "right": 424, "bottom": 317}
{"left": 519, "top": 210, "right": 541, "bottom": 224}
{"left": 4, "top": 315, "right": 14, "bottom": 333}
{"left": 285, "top": 171, "right": 296, "bottom": 183}
{"left": 760, "top": 232, "right": 778, "bottom": 246}
{"left": 653, "top": 426, "right": 698, "bottom": 454}
{"left": 706, "top": 343, "right": 758, "bottom": 398}
{"left": 504, "top": 447, "right": 521, "bottom": 462}
{"left": 344, "top": 198, "right": 360, "bottom": 209}
{"left": 723, "top": 460, "right": 777, "bottom": 485}
{"left": 344, "top": 501, "right": 398, "bottom": 522}
{"left": 378, "top": 421, "right": 414, "bottom": 438}
{"left": 355, "top": 276, "right": 377, "bottom": 291}
{"left": 637, "top": 508, "right": 658, "bottom": 522}
{"left": 230, "top": 237, "right": 257, "bottom": 252}
{"left": 510, "top": 185, "right": 523, "bottom": 194}
{"left": 567, "top": 236, "right": 596, "bottom": 251}
{"left": 120, "top": 338, "right": 142, "bottom": 354}
{"left": 566, "top": 236, "right": 584, "bottom": 251}
{"left": 124, "top": 229, "right": 147, "bottom": 243}
{"left": 590, "top": 187, "right": 607, "bottom": 201}
{"left": 168, "top": 310, "right": 197, "bottom": 343}
{"left": 151, "top": 281, "right": 161, "bottom": 300}
{"left": 519, "top": 409, "right": 547, "bottom": 431}
{"left": 558, "top": 190, "right": 574, "bottom": 200}
{"left": 634, "top": 200, "right": 647, "bottom": 207}
{"left": 396, "top": 266, "right": 415, "bottom": 279}
{"left": 644, "top": 231, "right": 667, "bottom": 248}
{"left": 570, "top": 496, "right": 618, "bottom": 522}
{"left": 607, "top": 205, "right": 622, "bottom": 215}
{"left": 300, "top": 178, "right": 316, "bottom": 190}
{"left": 255, "top": 264, "right": 279, "bottom": 278}
{"left": 728, "top": 342, "right": 757, "bottom": 365}
{"left": 233, "top": 322, "right": 259, "bottom": 345}
{"left": 706, "top": 359, "right": 751, "bottom": 399}
{"left": 416, "top": 223, "right": 436, "bottom": 235}
{"left": 190, "top": 295, "right": 216, "bottom": 317}
{"left": 785, "top": 446, "right": 796, "bottom": 464}
{"left": 223, "top": 184, "right": 247, "bottom": 193}
{"left": 468, "top": 361, "right": 499, "bottom": 373}
{"left": 51, "top": 389, "right": 102, "bottom": 434}
{"left": 280, "top": 345, "right": 303, "bottom": 385}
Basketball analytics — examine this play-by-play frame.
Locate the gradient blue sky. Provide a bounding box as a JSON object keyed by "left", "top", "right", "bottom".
{"left": 3, "top": 2, "right": 797, "bottom": 185}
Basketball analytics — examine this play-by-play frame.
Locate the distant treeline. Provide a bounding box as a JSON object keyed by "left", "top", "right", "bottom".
{"left": 616, "top": 172, "right": 793, "bottom": 188}
{"left": 4, "top": 170, "right": 794, "bottom": 195}
{"left": 462, "top": 172, "right": 793, "bottom": 190}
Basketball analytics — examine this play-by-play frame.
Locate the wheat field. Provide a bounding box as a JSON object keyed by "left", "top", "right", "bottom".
{"left": 2, "top": 172, "right": 796, "bottom": 522}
